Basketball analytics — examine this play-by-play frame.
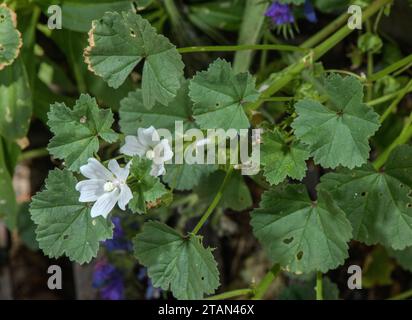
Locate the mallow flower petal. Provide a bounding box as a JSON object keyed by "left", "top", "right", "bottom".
{"left": 150, "top": 163, "right": 166, "bottom": 177}
{"left": 153, "top": 139, "right": 174, "bottom": 165}
{"left": 91, "top": 189, "right": 120, "bottom": 218}
{"left": 118, "top": 184, "right": 133, "bottom": 210}
{"left": 76, "top": 179, "right": 106, "bottom": 202}
{"left": 108, "top": 159, "right": 130, "bottom": 182}
{"left": 138, "top": 126, "right": 160, "bottom": 148}
{"left": 80, "top": 158, "right": 114, "bottom": 180}
{"left": 120, "top": 135, "right": 147, "bottom": 157}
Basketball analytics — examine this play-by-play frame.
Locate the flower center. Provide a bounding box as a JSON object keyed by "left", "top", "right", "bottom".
{"left": 146, "top": 149, "right": 155, "bottom": 160}
{"left": 103, "top": 181, "right": 116, "bottom": 192}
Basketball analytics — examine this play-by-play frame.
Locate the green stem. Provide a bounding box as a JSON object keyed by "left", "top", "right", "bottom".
{"left": 316, "top": 272, "right": 323, "bottom": 300}
{"left": 300, "top": 12, "right": 349, "bottom": 49}
{"left": 373, "top": 112, "right": 412, "bottom": 170}
{"left": 252, "top": 264, "right": 281, "bottom": 300}
{"left": 18, "top": 148, "right": 49, "bottom": 162}
{"left": 380, "top": 78, "right": 412, "bottom": 122}
{"left": 367, "top": 87, "right": 412, "bottom": 106}
{"left": 261, "top": 97, "right": 294, "bottom": 102}
{"left": 388, "top": 289, "right": 412, "bottom": 300}
{"left": 178, "top": 44, "right": 307, "bottom": 54}
{"left": 369, "top": 54, "right": 412, "bottom": 81}
{"left": 246, "top": 0, "right": 393, "bottom": 113}
{"left": 191, "top": 166, "right": 234, "bottom": 235}
{"left": 206, "top": 289, "right": 253, "bottom": 300}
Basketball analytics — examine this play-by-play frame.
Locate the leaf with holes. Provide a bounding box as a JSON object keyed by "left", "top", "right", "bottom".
{"left": 30, "top": 169, "right": 113, "bottom": 264}
{"left": 319, "top": 145, "right": 412, "bottom": 250}
{"left": 133, "top": 221, "right": 220, "bottom": 299}
{"left": 47, "top": 94, "right": 118, "bottom": 172}
{"left": 0, "top": 4, "right": 22, "bottom": 70}
{"left": 251, "top": 184, "right": 352, "bottom": 273}
{"left": 261, "top": 129, "right": 310, "bottom": 185}
{"left": 84, "top": 11, "right": 184, "bottom": 108}
{"left": 189, "top": 58, "right": 258, "bottom": 130}
{"left": 119, "top": 80, "right": 195, "bottom": 135}
{"left": 291, "top": 74, "right": 380, "bottom": 169}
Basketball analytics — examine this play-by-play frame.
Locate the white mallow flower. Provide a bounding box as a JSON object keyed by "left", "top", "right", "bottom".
{"left": 120, "top": 126, "right": 173, "bottom": 177}
{"left": 75, "top": 158, "right": 133, "bottom": 219}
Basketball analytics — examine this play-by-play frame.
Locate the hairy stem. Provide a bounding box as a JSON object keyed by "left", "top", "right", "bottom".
{"left": 246, "top": 0, "right": 393, "bottom": 113}
{"left": 380, "top": 78, "right": 412, "bottom": 122}
{"left": 178, "top": 44, "right": 307, "bottom": 54}
{"left": 252, "top": 264, "right": 281, "bottom": 300}
{"left": 18, "top": 148, "right": 49, "bottom": 162}
{"left": 191, "top": 166, "right": 234, "bottom": 235}
{"left": 369, "top": 54, "right": 412, "bottom": 81}
{"left": 374, "top": 112, "right": 412, "bottom": 169}
{"left": 206, "top": 288, "right": 253, "bottom": 300}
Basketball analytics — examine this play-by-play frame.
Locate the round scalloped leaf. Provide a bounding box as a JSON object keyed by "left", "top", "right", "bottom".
{"left": 133, "top": 221, "right": 220, "bottom": 300}
{"left": 84, "top": 11, "right": 184, "bottom": 109}
{"left": 119, "top": 80, "right": 195, "bottom": 135}
{"left": 0, "top": 4, "right": 22, "bottom": 70}
{"left": 261, "top": 129, "right": 310, "bottom": 185}
{"left": 189, "top": 58, "right": 258, "bottom": 130}
{"left": 251, "top": 184, "right": 352, "bottom": 273}
{"left": 319, "top": 145, "right": 412, "bottom": 250}
{"left": 47, "top": 94, "right": 118, "bottom": 172}
{"left": 291, "top": 74, "right": 380, "bottom": 169}
{"left": 30, "top": 169, "right": 113, "bottom": 264}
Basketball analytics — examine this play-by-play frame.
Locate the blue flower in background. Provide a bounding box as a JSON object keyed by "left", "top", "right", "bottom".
{"left": 93, "top": 260, "right": 124, "bottom": 300}
{"left": 103, "top": 216, "right": 133, "bottom": 252}
{"left": 304, "top": 0, "right": 317, "bottom": 23}
{"left": 265, "top": 1, "right": 295, "bottom": 25}
{"left": 137, "top": 267, "right": 162, "bottom": 299}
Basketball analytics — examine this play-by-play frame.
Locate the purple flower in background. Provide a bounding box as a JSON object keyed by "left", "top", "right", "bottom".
{"left": 103, "top": 216, "right": 133, "bottom": 252}
{"left": 93, "top": 260, "right": 124, "bottom": 300}
{"left": 304, "top": 0, "right": 317, "bottom": 23}
{"left": 137, "top": 267, "right": 162, "bottom": 299}
{"left": 265, "top": 1, "right": 295, "bottom": 25}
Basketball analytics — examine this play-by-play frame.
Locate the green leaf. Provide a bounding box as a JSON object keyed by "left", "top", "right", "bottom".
{"left": 163, "top": 163, "right": 218, "bottom": 191}
{"left": 189, "top": 58, "right": 258, "bottom": 130}
{"left": 30, "top": 169, "right": 113, "bottom": 264}
{"left": 56, "top": 0, "right": 135, "bottom": 33}
{"left": 0, "top": 4, "right": 22, "bottom": 70}
{"left": 188, "top": 1, "right": 244, "bottom": 32}
{"left": 195, "top": 170, "right": 252, "bottom": 212}
{"left": 291, "top": 74, "right": 380, "bottom": 169}
{"left": 128, "top": 157, "right": 168, "bottom": 214}
{"left": 319, "top": 145, "right": 412, "bottom": 250}
{"left": 16, "top": 202, "right": 38, "bottom": 251}
{"left": 251, "top": 184, "right": 352, "bottom": 273}
{"left": 358, "top": 32, "right": 383, "bottom": 54}
{"left": 0, "top": 58, "right": 32, "bottom": 139}
{"left": 233, "top": 0, "right": 268, "bottom": 73}
{"left": 0, "top": 138, "right": 17, "bottom": 223}
{"left": 84, "top": 11, "right": 184, "bottom": 108}
{"left": 119, "top": 80, "right": 195, "bottom": 135}
{"left": 47, "top": 94, "right": 118, "bottom": 172}
{"left": 133, "top": 221, "right": 220, "bottom": 299}
{"left": 261, "top": 129, "right": 310, "bottom": 185}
